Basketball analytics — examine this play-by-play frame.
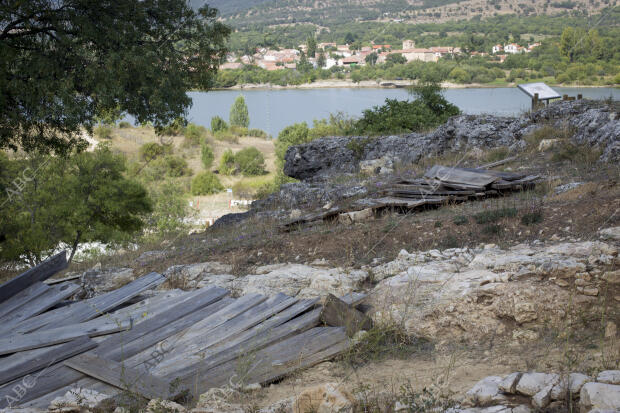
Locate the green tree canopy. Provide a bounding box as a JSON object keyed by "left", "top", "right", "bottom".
{"left": 0, "top": 146, "right": 152, "bottom": 264}
{"left": 229, "top": 96, "right": 250, "bottom": 128}
{"left": 0, "top": 1, "right": 230, "bottom": 154}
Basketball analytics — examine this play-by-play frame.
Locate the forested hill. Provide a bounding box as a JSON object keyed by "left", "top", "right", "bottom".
{"left": 211, "top": 0, "right": 612, "bottom": 29}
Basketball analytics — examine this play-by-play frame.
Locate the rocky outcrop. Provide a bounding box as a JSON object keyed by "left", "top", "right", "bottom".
{"left": 458, "top": 371, "right": 620, "bottom": 412}
{"left": 283, "top": 100, "right": 619, "bottom": 182}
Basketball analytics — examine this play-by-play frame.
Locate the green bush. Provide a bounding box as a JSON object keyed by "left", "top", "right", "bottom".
{"left": 139, "top": 142, "right": 171, "bottom": 162}
{"left": 521, "top": 211, "right": 544, "bottom": 225}
{"left": 210, "top": 116, "right": 228, "bottom": 133}
{"left": 219, "top": 149, "right": 236, "bottom": 175}
{"left": 118, "top": 121, "right": 131, "bottom": 128}
{"left": 191, "top": 172, "right": 224, "bottom": 195}
{"left": 213, "top": 129, "right": 239, "bottom": 143}
{"left": 94, "top": 125, "right": 113, "bottom": 139}
{"left": 183, "top": 123, "right": 206, "bottom": 146}
{"left": 163, "top": 156, "right": 192, "bottom": 177}
{"left": 235, "top": 147, "right": 266, "bottom": 176}
{"left": 159, "top": 117, "right": 185, "bottom": 136}
{"left": 474, "top": 207, "right": 517, "bottom": 224}
{"left": 201, "top": 144, "right": 215, "bottom": 169}
{"left": 482, "top": 224, "right": 502, "bottom": 235}
{"left": 453, "top": 215, "right": 469, "bottom": 226}
{"left": 354, "top": 82, "right": 459, "bottom": 135}
{"left": 247, "top": 128, "right": 269, "bottom": 138}
{"left": 229, "top": 95, "right": 250, "bottom": 128}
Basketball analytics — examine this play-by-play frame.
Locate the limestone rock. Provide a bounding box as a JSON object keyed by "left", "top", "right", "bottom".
{"left": 498, "top": 372, "right": 522, "bottom": 394}
{"left": 532, "top": 384, "right": 554, "bottom": 408}
{"left": 292, "top": 383, "right": 355, "bottom": 413}
{"left": 242, "top": 264, "right": 368, "bottom": 298}
{"left": 599, "top": 226, "right": 620, "bottom": 241}
{"left": 464, "top": 376, "right": 506, "bottom": 407}
{"left": 602, "top": 270, "right": 620, "bottom": 284}
{"left": 580, "top": 382, "right": 620, "bottom": 412}
{"left": 550, "top": 373, "right": 591, "bottom": 400}
{"left": 81, "top": 267, "right": 134, "bottom": 297}
{"left": 597, "top": 371, "right": 620, "bottom": 385}
{"left": 49, "top": 388, "right": 111, "bottom": 412}
{"left": 338, "top": 208, "right": 374, "bottom": 224}
{"left": 146, "top": 399, "right": 186, "bottom": 413}
{"left": 515, "top": 373, "right": 558, "bottom": 396}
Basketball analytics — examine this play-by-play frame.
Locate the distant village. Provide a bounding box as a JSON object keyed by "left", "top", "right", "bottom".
{"left": 220, "top": 40, "right": 541, "bottom": 71}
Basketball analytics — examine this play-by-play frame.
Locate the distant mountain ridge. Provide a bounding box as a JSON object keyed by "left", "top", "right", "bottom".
{"left": 211, "top": 0, "right": 609, "bottom": 29}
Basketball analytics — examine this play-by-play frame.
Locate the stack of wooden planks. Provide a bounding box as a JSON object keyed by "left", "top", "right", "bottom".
{"left": 0, "top": 253, "right": 370, "bottom": 409}
{"left": 283, "top": 164, "right": 539, "bottom": 229}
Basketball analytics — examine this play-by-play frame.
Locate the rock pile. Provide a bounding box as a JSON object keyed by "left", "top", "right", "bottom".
{"left": 458, "top": 370, "right": 620, "bottom": 412}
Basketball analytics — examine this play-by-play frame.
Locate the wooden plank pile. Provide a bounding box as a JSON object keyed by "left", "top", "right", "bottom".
{"left": 0, "top": 253, "right": 369, "bottom": 409}
{"left": 283, "top": 164, "right": 539, "bottom": 229}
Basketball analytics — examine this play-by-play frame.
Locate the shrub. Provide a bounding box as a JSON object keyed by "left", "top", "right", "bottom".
{"left": 482, "top": 224, "right": 502, "bottom": 235}
{"left": 473, "top": 207, "right": 517, "bottom": 224}
{"left": 229, "top": 95, "right": 249, "bottom": 128}
{"left": 219, "top": 149, "right": 236, "bottom": 175}
{"left": 159, "top": 117, "right": 185, "bottom": 136}
{"left": 118, "top": 121, "right": 131, "bottom": 128}
{"left": 521, "top": 211, "right": 543, "bottom": 225}
{"left": 213, "top": 129, "right": 239, "bottom": 143}
{"left": 163, "top": 156, "right": 192, "bottom": 177}
{"left": 201, "top": 144, "right": 215, "bottom": 169}
{"left": 191, "top": 172, "right": 224, "bottom": 195}
{"left": 183, "top": 123, "right": 206, "bottom": 146}
{"left": 94, "top": 125, "right": 113, "bottom": 139}
{"left": 247, "top": 128, "right": 269, "bottom": 138}
{"left": 139, "top": 142, "right": 171, "bottom": 162}
{"left": 453, "top": 215, "right": 469, "bottom": 226}
{"left": 355, "top": 82, "right": 459, "bottom": 135}
{"left": 210, "top": 116, "right": 228, "bottom": 133}
{"left": 235, "top": 147, "right": 266, "bottom": 176}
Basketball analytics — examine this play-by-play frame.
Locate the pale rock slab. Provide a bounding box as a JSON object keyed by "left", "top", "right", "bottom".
{"left": 464, "top": 376, "right": 506, "bottom": 407}
{"left": 146, "top": 399, "right": 186, "bottom": 413}
{"left": 515, "top": 373, "right": 559, "bottom": 396}
{"left": 550, "top": 373, "right": 591, "bottom": 400}
{"left": 597, "top": 371, "right": 620, "bottom": 385}
{"left": 49, "top": 388, "right": 111, "bottom": 411}
{"left": 599, "top": 226, "right": 620, "bottom": 241}
{"left": 292, "top": 383, "right": 355, "bottom": 413}
{"left": 580, "top": 382, "right": 620, "bottom": 412}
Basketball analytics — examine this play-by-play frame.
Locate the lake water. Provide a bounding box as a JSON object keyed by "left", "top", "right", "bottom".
{"left": 185, "top": 87, "right": 618, "bottom": 137}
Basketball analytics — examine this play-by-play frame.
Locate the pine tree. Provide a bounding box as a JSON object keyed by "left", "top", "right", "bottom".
{"left": 229, "top": 96, "right": 249, "bottom": 128}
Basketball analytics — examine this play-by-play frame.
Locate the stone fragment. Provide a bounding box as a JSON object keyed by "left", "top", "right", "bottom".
{"left": 146, "top": 399, "right": 186, "bottom": 413}
{"left": 516, "top": 373, "right": 558, "bottom": 396}
{"left": 498, "top": 372, "right": 522, "bottom": 394}
{"left": 580, "top": 382, "right": 620, "bottom": 412}
{"left": 597, "top": 371, "right": 620, "bottom": 385}
{"left": 292, "top": 383, "right": 355, "bottom": 413}
{"left": 464, "top": 376, "right": 506, "bottom": 407}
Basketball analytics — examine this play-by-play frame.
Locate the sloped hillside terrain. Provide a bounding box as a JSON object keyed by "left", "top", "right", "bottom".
{"left": 217, "top": 0, "right": 610, "bottom": 28}
{"left": 16, "top": 99, "right": 618, "bottom": 412}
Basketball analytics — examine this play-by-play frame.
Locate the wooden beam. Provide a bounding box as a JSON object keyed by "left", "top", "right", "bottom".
{"left": 320, "top": 294, "right": 372, "bottom": 337}
{"left": 0, "top": 336, "right": 96, "bottom": 386}
{"left": 0, "top": 251, "right": 67, "bottom": 303}
{"left": 64, "top": 354, "right": 174, "bottom": 400}
{"left": 0, "top": 282, "right": 50, "bottom": 320}
{"left": 0, "top": 318, "right": 131, "bottom": 356}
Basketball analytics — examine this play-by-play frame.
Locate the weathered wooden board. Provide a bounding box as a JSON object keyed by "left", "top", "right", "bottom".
{"left": 0, "top": 318, "right": 130, "bottom": 355}
{"left": 15, "top": 272, "right": 165, "bottom": 333}
{"left": 169, "top": 307, "right": 323, "bottom": 382}
{"left": 340, "top": 292, "right": 367, "bottom": 307}
{"left": 0, "top": 283, "right": 81, "bottom": 328}
{"left": 0, "top": 336, "right": 96, "bottom": 386}
{"left": 458, "top": 167, "right": 526, "bottom": 181}
{"left": 0, "top": 251, "right": 67, "bottom": 304}
{"left": 0, "top": 282, "right": 50, "bottom": 320}
{"left": 0, "top": 287, "right": 229, "bottom": 407}
{"left": 425, "top": 165, "right": 498, "bottom": 187}
{"left": 491, "top": 174, "right": 539, "bottom": 189}
{"left": 64, "top": 354, "right": 172, "bottom": 400}
{"left": 183, "top": 327, "right": 349, "bottom": 396}
{"left": 155, "top": 294, "right": 295, "bottom": 370}
{"left": 320, "top": 294, "right": 372, "bottom": 336}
